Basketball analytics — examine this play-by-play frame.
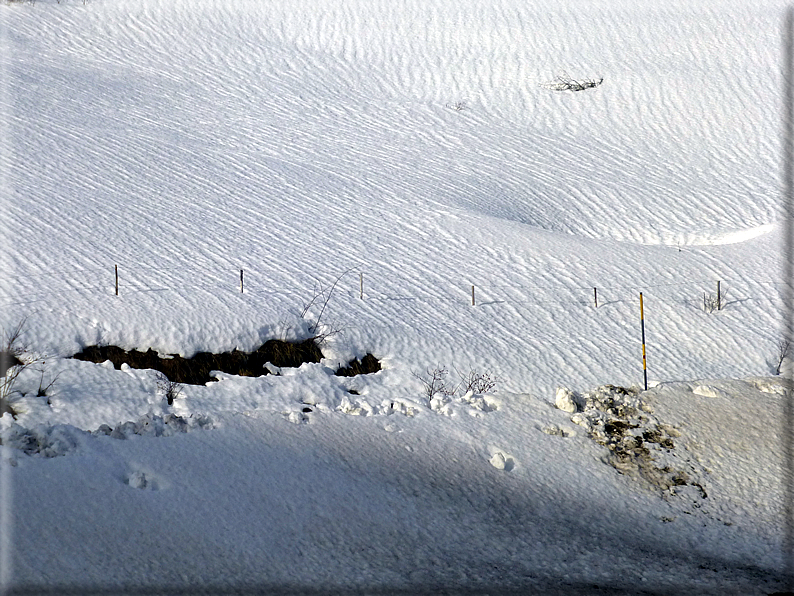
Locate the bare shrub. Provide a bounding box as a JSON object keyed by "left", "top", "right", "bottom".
{"left": 0, "top": 319, "right": 57, "bottom": 417}
{"left": 414, "top": 365, "right": 498, "bottom": 405}
{"left": 456, "top": 368, "right": 498, "bottom": 395}
{"left": 156, "top": 371, "right": 184, "bottom": 406}
{"left": 413, "top": 366, "right": 456, "bottom": 401}
{"left": 300, "top": 268, "right": 356, "bottom": 344}
{"left": 775, "top": 339, "right": 791, "bottom": 376}
{"left": 35, "top": 360, "right": 61, "bottom": 399}
{"left": 0, "top": 319, "right": 35, "bottom": 418}
{"left": 702, "top": 287, "right": 727, "bottom": 313}
{"left": 543, "top": 72, "right": 603, "bottom": 92}
{"left": 446, "top": 100, "right": 468, "bottom": 111}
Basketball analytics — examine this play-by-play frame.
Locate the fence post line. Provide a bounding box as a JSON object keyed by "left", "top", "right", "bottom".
{"left": 717, "top": 280, "right": 721, "bottom": 310}
{"left": 471, "top": 285, "right": 475, "bottom": 306}
{"left": 594, "top": 287, "right": 598, "bottom": 308}
{"left": 240, "top": 269, "right": 244, "bottom": 293}
{"left": 115, "top": 264, "right": 118, "bottom": 296}
{"left": 640, "top": 292, "right": 648, "bottom": 391}
{"left": 360, "top": 272, "right": 364, "bottom": 300}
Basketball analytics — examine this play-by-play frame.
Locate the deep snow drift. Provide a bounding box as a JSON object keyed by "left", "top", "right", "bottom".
{"left": 0, "top": 0, "right": 791, "bottom": 593}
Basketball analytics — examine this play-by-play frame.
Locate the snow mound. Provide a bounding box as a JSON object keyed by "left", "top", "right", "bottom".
{"left": 692, "top": 384, "right": 725, "bottom": 398}
{"left": 96, "top": 412, "right": 214, "bottom": 440}
{"left": 0, "top": 423, "right": 83, "bottom": 458}
{"left": 554, "top": 386, "right": 582, "bottom": 413}
{"left": 0, "top": 413, "right": 213, "bottom": 457}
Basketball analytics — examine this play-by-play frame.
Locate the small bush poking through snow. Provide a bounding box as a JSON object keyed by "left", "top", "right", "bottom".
{"left": 457, "top": 368, "right": 498, "bottom": 395}
{"left": 155, "top": 371, "right": 184, "bottom": 405}
{"left": 413, "top": 365, "right": 455, "bottom": 401}
{"left": 542, "top": 72, "right": 603, "bottom": 92}
{"left": 774, "top": 339, "right": 791, "bottom": 376}
{"left": 413, "top": 365, "right": 498, "bottom": 405}
{"left": 300, "top": 268, "right": 356, "bottom": 343}
{"left": 445, "top": 100, "right": 468, "bottom": 111}
{"left": 0, "top": 318, "right": 45, "bottom": 419}
{"left": 35, "top": 361, "right": 60, "bottom": 399}
{"left": 702, "top": 289, "right": 726, "bottom": 313}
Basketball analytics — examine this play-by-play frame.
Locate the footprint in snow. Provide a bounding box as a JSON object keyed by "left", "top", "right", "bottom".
{"left": 124, "top": 468, "right": 167, "bottom": 491}
{"left": 541, "top": 423, "right": 576, "bottom": 438}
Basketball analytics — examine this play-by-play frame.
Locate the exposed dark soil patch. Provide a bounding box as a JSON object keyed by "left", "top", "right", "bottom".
{"left": 74, "top": 342, "right": 382, "bottom": 385}
{"left": 73, "top": 339, "right": 323, "bottom": 385}
{"left": 567, "top": 385, "right": 708, "bottom": 499}
{"left": 335, "top": 353, "right": 381, "bottom": 377}
{"left": 0, "top": 397, "right": 17, "bottom": 419}
{"left": 0, "top": 351, "right": 23, "bottom": 378}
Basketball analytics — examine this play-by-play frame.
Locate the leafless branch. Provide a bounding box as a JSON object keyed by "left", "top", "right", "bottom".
{"left": 301, "top": 267, "right": 357, "bottom": 339}
{"left": 156, "top": 371, "right": 184, "bottom": 406}
{"left": 455, "top": 367, "right": 498, "bottom": 395}
{"left": 1, "top": 318, "right": 36, "bottom": 418}
{"left": 446, "top": 100, "right": 468, "bottom": 111}
{"left": 543, "top": 72, "right": 603, "bottom": 92}
{"left": 36, "top": 361, "right": 61, "bottom": 398}
{"left": 703, "top": 287, "right": 727, "bottom": 313}
{"left": 413, "top": 366, "right": 456, "bottom": 402}
{"left": 776, "top": 339, "right": 791, "bottom": 376}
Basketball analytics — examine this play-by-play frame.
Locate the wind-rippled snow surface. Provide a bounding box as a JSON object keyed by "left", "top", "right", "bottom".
{"left": 1, "top": 0, "right": 788, "bottom": 396}
{"left": 0, "top": 0, "right": 790, "bottom": 593}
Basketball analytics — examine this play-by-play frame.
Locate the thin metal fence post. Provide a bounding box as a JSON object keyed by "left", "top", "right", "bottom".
{"left": 640, "top": 292, "right": 647, "bottom": 391}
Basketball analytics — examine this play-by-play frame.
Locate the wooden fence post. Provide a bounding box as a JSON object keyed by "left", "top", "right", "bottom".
{"left": 240, "top": 269, "right": 244, "bottom": 293}
{"left": 717, "top": 280, "right": 721, "bottom": 310}
{"left": 471, "top": 285, "right": 475, "bottom": 306}
{"left": 594, "top": 287, "right": 598, "bottom": 308}
{"left": 115, "top": 264, "right": 118, "bottom": 296}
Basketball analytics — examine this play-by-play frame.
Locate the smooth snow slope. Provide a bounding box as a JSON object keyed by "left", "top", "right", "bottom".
{"left": 0, "top": 0, "right": 791, "bottom": 593}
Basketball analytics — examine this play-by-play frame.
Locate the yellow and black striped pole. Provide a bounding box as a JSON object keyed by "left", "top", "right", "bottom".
{"left": 640, "top": 292, "right": 647, "bottom": 391}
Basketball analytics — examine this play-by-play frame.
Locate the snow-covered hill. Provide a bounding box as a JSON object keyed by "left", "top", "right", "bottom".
{"left": 0, "top": 0, "right": 790, "bottom": 593}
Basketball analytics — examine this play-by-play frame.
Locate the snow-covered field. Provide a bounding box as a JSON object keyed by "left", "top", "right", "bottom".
{"left": 0, "top": 0, "right": 791, "bottom": 593}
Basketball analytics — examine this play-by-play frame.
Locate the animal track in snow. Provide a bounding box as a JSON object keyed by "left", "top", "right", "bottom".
{"left": 541, "top": 424, "right": 576, "bottom": 438}
{"left": 125, "top": 467, "right": 168, "bottom": 491}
